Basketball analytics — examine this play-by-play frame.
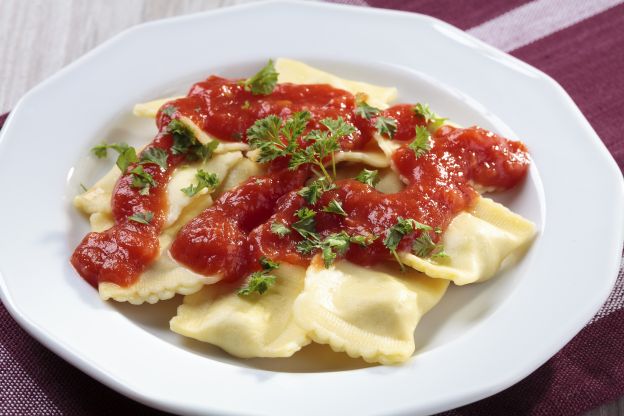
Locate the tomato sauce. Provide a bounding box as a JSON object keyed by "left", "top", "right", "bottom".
{"left": 71, "top": 74, "right": 530, "bottom": 288}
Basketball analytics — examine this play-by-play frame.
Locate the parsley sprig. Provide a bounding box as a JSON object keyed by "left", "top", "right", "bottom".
{"left": 355, "top": 169, "right": 380, "bottom": 187}
{"left": 323, "top": 199, "right": 347, "bottom": 217}
{"left": 270, "top": 221, "right": 291, "bottom": 237}
{"left": 383, "top": 217, "right": 432, "bottom": 270}
{"left": 140, "top": 147, "right": 168, "bottom": 171}
{"left": 298, "top": 177, "right": 336, "bottom": 204}
{"left": 408, "top": 126, "right": 432, "bottom": 158}
{"left": 168, "top": 119, "right": 218, "bottom": 162}
{"left": 413, "top": 103, "right": 447, "bottom": 131}
{"left": 91, "top": 142, "right": 138, "bottom": 172}
{"left": 128, "top": 211, "right": 153, "bottom": 225}
{"left": 181, "top": 170, "right": 219, "bottom": 197}
{"left": 412, "top": 232, "right": 448, "bottom": 258}
{"left": 129, "top": 165, "right": 156, "bottom": 195}
{"left": 242, "top": 60, "right": 279, "bottom": 96}
{"left": 238, "top": 256, "right": 280, "bottom": 296}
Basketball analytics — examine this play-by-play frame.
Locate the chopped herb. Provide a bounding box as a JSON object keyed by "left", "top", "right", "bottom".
{"left": 408, "top": 126, "right": 432, "bottom": 158}
{"left": 128, "top": 211, "right": 153, "bottom": 225}
{"left": 168, "top": 119, "right": 218, "bottom": 162}
{"left": 349, "top": 233, "right": 377, "bottom": 246}
{"left": 354, "top": 100, "right": 380, "bottom": 120}
{"left": 129, "top": 165, "right": 156, "bottom": 195}
{"left": 162, "top": 105, "right": 177, "bottom": 118}
{"left": 247, "top": 112, "right": 310, "bottom": 163}
{"left": 413, "top": 103, "right": 447, "bottom": 131}
{"left": 91, "top": 142, "right": 138, "bottom": 172}
{"left": 181, "top": 170, "right": 219, "bottom": 197}
{"left": 323, "top": 199, "right": 347, "bottom": 217}
{"left": 412, "top": 232, "right": 448, "bottom": 258}
{"left": 292, "top": 207, "right": 317, "bottom": 239}
{"left": 242, "top": 60, "right": 279, "bottom": 95}
{"left": 355, "top": 169, "right": 380, "bottom": 187}
{"left": 238, "top": 256, "right": 280, "bottom": 296}
{"left": 140, "top": 147, "right": 168, "bottom": 171}
{"left": 383, "top": 217, "right": 432, "bottom": 270}
{"left": 319, "top": 232, "right": 352, "bottom": 267}
{"left": 270, "top": 221, "right": 291, "bottom": 237}
{"left": 79, "top": 183, "right": 88, "bottom": 192}
{"left": 375, "top": 116, "right": 397, "bottom": 139}
{"left": 298, "top": 177, "right": 335, "bottom": 205}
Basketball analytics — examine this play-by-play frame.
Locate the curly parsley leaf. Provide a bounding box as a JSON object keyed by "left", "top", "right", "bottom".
{"left": 383, "top": 217, "right": 432, "bottom": 270}
{"left": 181, "top": 170, "right": 219, "bottom": 197}
{"left": 91, "top": 142, "right": 138, "bottom": 172}
{"left": 408, "top": 126, "right": 432, "bottom": 158}
{"left": 375, "top": 116, "right": 397, "bottom": 139}
{"left": 140, "top": 147, "right": 168, "bottom": 171}
{"left": 270, "top": 221, "right": 291, "bottom": 237}
{"left": 412, "top": 232, "right": 448, "bottom": 259}
{"left": 355, "top": 169, "right": 380, "bottom": 187}
{"left": 354, "top": 100, "right": 381, "bottom": 120}
{"left": 243, "top": 60, "right": 279, "bottom": 96}
{"left": 298, "top": 177, "right": 336, "bottom": 205}
{"left": 413, "top": 102, "right": 447, "bottom": 131}
{"left": 168, "top": 119, "right": 218, "bottom": 162}
{"left": 128, "top": 211, "right": 153, "bottom": 225}
{"left": 323, "top": 199, "right": 347, "bottom": 217}
{"left": 238, "top": 256, "right": 280, "bottom": 296}
{"left": 129, "top": 165, "right": 156, "bottom": 195}
{"left": 292, "top": 207, "right": 317, "bottom": 239}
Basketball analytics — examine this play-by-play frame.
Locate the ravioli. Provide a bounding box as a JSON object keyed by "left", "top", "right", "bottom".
{"left": 401, "top": 197, "right": 536, "bottom": 285}
{"left": 293, "top": 260, "right": 448, "bottom": 364}
{"left": 170, "top": 264, "right": 310, "bottom": 358}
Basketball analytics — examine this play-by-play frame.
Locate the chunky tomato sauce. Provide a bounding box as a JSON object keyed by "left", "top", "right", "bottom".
{"left": 72, "top": 75, "right": 530, "bottom": 288}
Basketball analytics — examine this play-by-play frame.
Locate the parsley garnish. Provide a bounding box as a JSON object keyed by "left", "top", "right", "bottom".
{"left": 408, "top": 126, "right": 432, "bottom": 158}
{"left": 295, "top": 231, "right": 375, "bottom": 268}
{"left": 413, "top": 103, "right": 447, "bottom": 131}
{"left": 247, "top": 111, "right": 310, "bottom": 163}
{"left": 323, "top": 199, "right": 347, "bottom": 217}
{"left": 140, "top": 147, "right": 168, "bottom": 171}
{"left": 292, "top": 207, "right": 317, "bottom": 239}
{"left": 128, "top": 211, "right": 153, "bottom": 225}
{"left": 375, "top": 116, "right": 397, "bottom": 139}
{"left": 242, "top": 60, "right": 279, "bottom": 96}
{"left": 129, "top": 165, "right": 156, "bottom": 195}
{"left": 168, "top": 119, "right": 218, "bottom": 162}
{"left": 238, "top": 256, "right": 280, "bottom": 296}
{"left": 350, "top": 233, "right": 378, "bottom": 246}
{"left": 270, "top": 221, "right": 291, "bottom": 237}
{"left": 412, "top": 232, "right": 448, "bottom": 259}
{"left": 355, "top": 100, "right": 380, "bottom": 120}
{"left": 298, "top": 177, "right": 336, "bottom": 204}
{"left": 162, "top": 105, "right": 177, "bottom": 118}
{"left": 355, "top": 169, "right": 379, "bottom": 187}
{"left": 181, "top": 170, "right": 219, "bottom": 197}
{"left": 79, "top": 183, "right": 88, "bottom": 192}
{"left": 383, "top": 217, "right": 432, "bottom": 270}
{"left": 91, "top": 142, "right": 138, "bottom": 172}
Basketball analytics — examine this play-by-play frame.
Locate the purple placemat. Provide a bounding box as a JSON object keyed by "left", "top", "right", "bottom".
{"left": 1, "top": 1, "right": 623, "bottom": 415}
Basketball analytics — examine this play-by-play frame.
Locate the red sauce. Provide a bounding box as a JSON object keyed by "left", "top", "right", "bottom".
{"left": 71, "top": 73, "right": 530, "bottom": 288}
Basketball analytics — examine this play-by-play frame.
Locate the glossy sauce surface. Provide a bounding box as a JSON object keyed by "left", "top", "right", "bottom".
{"left": 72, "top": 75, "right": 530, "bottom": 287}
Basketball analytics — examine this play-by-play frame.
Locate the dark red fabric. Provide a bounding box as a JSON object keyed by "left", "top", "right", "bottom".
{"left": 1, "top": 2, "right": 623, "bottom": 415}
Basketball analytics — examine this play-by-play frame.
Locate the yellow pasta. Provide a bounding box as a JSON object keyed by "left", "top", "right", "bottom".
{"left": 293, "top": 260, "right": 448, "bottom": 364}
{"left": 170, "top": 264, "right": 310, "bottom": 358}
{"left": 401, "top": 197, "right": 536, "bottom": 285}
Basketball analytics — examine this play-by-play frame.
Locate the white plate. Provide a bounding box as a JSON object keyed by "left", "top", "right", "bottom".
{"left": 0, "top": 1, "right": 622, "bottom": 415}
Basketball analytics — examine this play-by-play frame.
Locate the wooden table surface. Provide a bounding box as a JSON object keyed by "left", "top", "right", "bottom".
{"left": 0, "top": 1, "right": 621, "bottom": 415}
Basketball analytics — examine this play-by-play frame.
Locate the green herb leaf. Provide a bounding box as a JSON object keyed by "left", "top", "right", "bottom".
{"left": 383, "top": 217, "right": 433, "bottom": 270}
{"left": 243, "top": 60, "right": 279, "bottom": 95}
{"left": 292, "top": 207, "right": 317, "bottom": 239}
{"left": 412, "top": 232, "right": 448, "bottom": 258}
{"left": 350, "top": 233, "right": 377, "bottom": 246}
{"left": 270, "top": 221, "right": 291, "bottom": 237}
{"left": 298, "top": 177, "right": 335, "bottom": 205}
{"left": 129, "top": 165, "right": 156, "bottom": 195}
{"left": 354, "top": 100, "right": 380, "bottom": 120}
{"left": 413, "top": 103, "right": 447, "bottom": 131}
{"left": 91, "top": 142, "right": 138, "bottom": 172}
{"left": 181, "top": 169, "right": 219, "bottom": 197}
{"left": 128, "top": 211, "right": 153, "bottom": 224}
{"left": 375, "top": 116, "right": 397, "bottom": 139}
{"left": 79, "top": 183, "right": 88, "bottom": 192}
{"left": 162, "top": 105, "right": 178, "bottom": 118}
{"left": 323, "top": 199, "right": 347, "bottom": 217}
{"left": 168, "top": 119, "right": 218, "bottom": 162}
{"left": 238, "top": 256, "right": 280, "bottom": 296}
{"left": 408, "top": 126, "right": 432, "bottom": 158}
{"left": 140, "top": 147, "right": 168, "bottom": 171}
{"left": 91, "top": 143, "right": 109, "bottom": 158}
{"left": 355, "top": 169, "right": 380, "bottom": 187}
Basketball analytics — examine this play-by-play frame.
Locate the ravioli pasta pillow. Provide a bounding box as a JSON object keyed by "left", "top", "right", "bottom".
{"left": 293, "top": 260, "right": 448, "bottom": 364}
{"left": 170, "top": 264, "right": 310, "bottom": 358}
{"left": 401, "top": 197, "right": 536, "bottom": 285}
